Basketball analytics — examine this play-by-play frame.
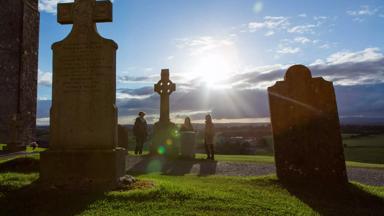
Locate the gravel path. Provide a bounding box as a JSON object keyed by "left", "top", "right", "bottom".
{"left": 0, "top": 151, "right": 39, "bottom": 160}
{"left": 126, "top": 156, "right": 384, "bottom": 186}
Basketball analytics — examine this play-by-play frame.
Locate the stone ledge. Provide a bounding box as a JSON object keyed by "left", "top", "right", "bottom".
{"left": 40, "top": 148, "right": 126, "bottom": 188}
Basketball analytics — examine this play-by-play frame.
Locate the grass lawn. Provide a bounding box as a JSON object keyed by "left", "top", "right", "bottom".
{"left": 343, "top": 134, "right": 384, "bottom": 164}
{"left": 0, "top": 156, "right": 383, "bottom": 216}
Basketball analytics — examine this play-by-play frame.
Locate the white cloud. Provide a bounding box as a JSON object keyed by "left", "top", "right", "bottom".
{"left": 38, "top": 69, "right": 53, "bottom": 87}
{"left": 276, "top": 46, "right": 300, "bottom": 54}
{"left": 347, "top": 5, "right": 379, "bottom": 16}
{"left": 298, "top": 13, "right": 307, "bottom": 18}
{"left": 39, "top": 0, "right": 114, "bottom": 14}
{"left": 264, "top": 31, "right": 275, "bottom": 36}
{"left": 176, "top": 36, "right": 234, "bottom": 56}
{"left": 38, "top": 0, "right": 72, "bottom": 14}
{"left": 288, "top": 24, "right": 316, "bottom": 34}
{"left": 326, "top": 48, "right": 383, "bottom": 65}
{"left": 248, "top": 16, "right": 290, "bottom": 32}
{"left": 37, "top": 117, "right": 50, "bottom": 126}
{"left": 294, "top": 36, "right": 311, "bottom": 44}
{"left": 116, "top": 92, "right": 153, "bottom": 101}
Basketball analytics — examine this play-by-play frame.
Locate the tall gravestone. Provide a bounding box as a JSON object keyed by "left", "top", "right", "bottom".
{"left": 268, "top": 65, "right": 348, "bottom": 185}
{"left": 0, "top": 0, "right": 39, "bottom": 152}
{"left": 151, "top": 69, "right": 178, "bottom": 156}
{"left": 40, "top": 0, "right": 126, "bottom": 187}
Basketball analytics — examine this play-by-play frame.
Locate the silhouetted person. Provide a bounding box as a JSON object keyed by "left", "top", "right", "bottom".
{"left": 30, "top": 141, "right": 38, "bottom": 151}
{"left": 204, "top": 114, "right": 215, "bottom": 160}
{"left": 133, "top": 112, "right": 148, "bottom": 155}
{"left": 180, "top": 117, "right": 194, "bottom": 132}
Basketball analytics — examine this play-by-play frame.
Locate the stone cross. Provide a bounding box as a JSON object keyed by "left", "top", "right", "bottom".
{"left": 154, "top": 69, "right": 176, "bottom": 123}
{"left": 58, "top": 0, "right": 112, "bottom": 25}
{"left": 268, "top": 65, "right": 348, "bottom": 186}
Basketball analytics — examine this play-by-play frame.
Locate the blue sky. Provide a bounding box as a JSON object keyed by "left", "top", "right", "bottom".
{"left": 37, "top": 0, "right": 384, "bottom": 125}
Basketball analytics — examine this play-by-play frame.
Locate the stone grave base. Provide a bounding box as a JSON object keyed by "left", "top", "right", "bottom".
{"left": 40, "top": 148, "right": 126, "bottom": 188}
{"left": 151, "top": 122, "right": 179, "bottom": 156}
{"left": 180, "top": 131, "right": 196, "bottom": 158}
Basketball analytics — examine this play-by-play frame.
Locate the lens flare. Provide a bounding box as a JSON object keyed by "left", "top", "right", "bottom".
{"left": 166, "top": 139, "right": 173, "bottom": 146}
{"left": 172, "top": 129, "right": 180, "bottom": 138}
{"left": 253, "top": 1, "right": 263, "bottom": 14}
{"left": 158, "top": 146, "right": 166, "bottom": 155}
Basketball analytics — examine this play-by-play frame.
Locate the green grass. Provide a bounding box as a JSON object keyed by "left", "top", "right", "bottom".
{"left": 342, "top": 134, "right": 384, "bottom": 164}
{"left": 262, "top": 134, "right": 384, "bottom": 166}
{"left": 0, "top": 168, "right": 383, "bottom": 215}
{"left": 1, "top": 155, "right": 384, "bottom": 215}
{"left": 195, "top": 153, "right": 275, "bottom": 164}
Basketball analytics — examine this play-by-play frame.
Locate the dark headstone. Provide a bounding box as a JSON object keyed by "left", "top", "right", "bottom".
{"left": 268, "top": 65, "right": 348, "bottom": 185}
{"left": 151, "top": 69, "right": 178, "bottom": 156}
{"left": 40, "top": 0, "right": 126, "bottom": 188}
{"left": 0, "top": 0, "right": 39, "bottom": 151}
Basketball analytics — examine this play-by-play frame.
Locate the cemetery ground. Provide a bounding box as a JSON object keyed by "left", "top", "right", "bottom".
{"left": 0, "top": 136, "right": 383, "bottom": 215}
{"left": 0, "top": 155, "right": 384, "bottom": 216}
{"left": 1, "top": 125, "right": 383, "bottom": 215}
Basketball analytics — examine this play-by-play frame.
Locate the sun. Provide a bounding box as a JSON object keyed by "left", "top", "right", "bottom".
{"left": 190, "top": 45, "right": 240, "bottom": 87}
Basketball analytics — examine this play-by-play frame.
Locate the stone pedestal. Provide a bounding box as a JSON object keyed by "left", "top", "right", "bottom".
{"left": 180, "top": 131, "right": 196, "bottom": 158}
{"left": 151, "top": 122, "right": 178, "bottom": 156}
{"left": 0, "top": 0, "right": 39, "bottom": 151}
{"left": 41, "top": 149, "right": 126, "bottom": 187}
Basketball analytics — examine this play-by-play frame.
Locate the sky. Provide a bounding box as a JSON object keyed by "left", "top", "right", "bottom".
{"left": 37, "top": 0, "right": 384, "bottom": 125}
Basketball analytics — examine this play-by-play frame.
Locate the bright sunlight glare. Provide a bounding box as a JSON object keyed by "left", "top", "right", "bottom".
{"left": 188, "top": 43, "right": 241, "bottom": 88}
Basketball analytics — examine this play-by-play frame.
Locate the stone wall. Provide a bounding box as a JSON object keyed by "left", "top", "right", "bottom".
{"left": 0, "top": 0, "right": 39, "bottom": 146}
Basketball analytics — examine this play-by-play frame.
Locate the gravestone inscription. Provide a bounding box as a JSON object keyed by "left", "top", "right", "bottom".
{"left": 268, "top": 65, "right": 348, "bottom": 185}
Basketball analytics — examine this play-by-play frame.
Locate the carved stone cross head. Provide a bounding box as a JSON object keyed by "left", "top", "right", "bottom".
{"left": 57, "top": 0, "right": 112, "bottom": 28}
{"left": 154, "top": 69, "right": 176, "bottom": 96}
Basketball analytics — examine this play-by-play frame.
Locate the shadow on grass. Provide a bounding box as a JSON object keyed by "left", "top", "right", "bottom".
{"left": 0, "top": 157, "right": 40, "bottom": 173}
{"left": 277, "top": 180, "right": 384, "bottom": 216}
{"left": 127, "top": 155, "right": 217, "bottom": 176}
{"left": 0, "top": 179, "right": 107, "bottom": 216}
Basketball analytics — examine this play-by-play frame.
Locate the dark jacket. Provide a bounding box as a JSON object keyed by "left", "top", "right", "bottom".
{"left": 133, "top": 117, "right": 148, "bottom": 138}
{"left": 204, "top": 123, "right": 215, "bottom": 145}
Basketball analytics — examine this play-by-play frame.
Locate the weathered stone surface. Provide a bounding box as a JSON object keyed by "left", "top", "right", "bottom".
{"left": 41, "top": 0, "right": 125, "bottom": 187}
{"left": 0, "top": 0, "right": 39, "bottom": 151}
{"left": 268, "top": 65, "right": 348, "bottom": 185}
{"left": 118, "top": 124, "right": 129, "bottom": 152}
{"left": 180, "top": 131, "right": 196, "bottom": 158}
{"left": 151, "top": 69, "right": 178, "bottom": 155}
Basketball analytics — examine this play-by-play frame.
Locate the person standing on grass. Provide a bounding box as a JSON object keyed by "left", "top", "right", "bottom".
{"left": 204, "top": 114, "right": 215, "bottom": 160}
{"left": 133, "top": 111, "right": 148, "bottom": 155}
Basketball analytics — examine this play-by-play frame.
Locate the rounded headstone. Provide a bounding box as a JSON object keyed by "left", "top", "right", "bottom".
{"left": 284, "top": 64, "right": 312, "bottom": 83}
